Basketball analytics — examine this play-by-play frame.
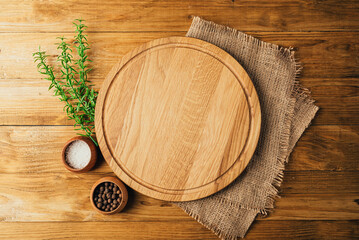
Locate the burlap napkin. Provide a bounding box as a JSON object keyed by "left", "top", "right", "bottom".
{"left": 175, "top": 17, "right": 319, "bottom": 239}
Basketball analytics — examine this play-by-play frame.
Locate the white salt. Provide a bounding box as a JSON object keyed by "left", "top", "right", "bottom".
{"left": 65, "top": 140, "right": 91, "bottom": 169}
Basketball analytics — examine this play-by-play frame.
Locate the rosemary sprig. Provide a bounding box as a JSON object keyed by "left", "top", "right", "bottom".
{"left": 73, "top": 19, "right": 97, "bottom": 121}
{"left": 32, "top": 48, "right": 76, "bottom": 130}
{"left": 74, "top": 19, "right": 92, "bottom": 85}
{"left": 33, "top": 19, "right": 98, "bottom": 146}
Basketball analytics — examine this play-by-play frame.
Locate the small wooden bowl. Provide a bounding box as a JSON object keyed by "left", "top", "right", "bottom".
{"left": 90, "top": 177, "right": 128, "bottom": 215}
{"left": 61, "top": 136, "right": 97, "bottom": 173}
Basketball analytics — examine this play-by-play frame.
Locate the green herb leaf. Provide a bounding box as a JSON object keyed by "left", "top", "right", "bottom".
{"left": 33, "top": 19, "right": 98, "bottom": 146}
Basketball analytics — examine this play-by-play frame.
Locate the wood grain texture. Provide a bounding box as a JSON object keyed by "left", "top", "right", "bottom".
{"left": 1, "top": 32, "right": 358, "bottom": 127}
{"left": 0, "top": 0, "right": 358, "bottom": 239}
{"left": 1, "top": 32, "right": 358, "bottom": 80}
{"left": 0, "top": 221, "right": 357, "bottom": 240}
{"left": 0, "top": 171, "right": 357, "bottom": 222}
{"left": 0, "top": 129, "right": 357, "bottom": 222}
{"left": 0, "top": 0, "right": 358, "bottom": 32}
{"left": 1, "top": 78, "right": 357, "bottom": 126}
{"left": 0, "top": 126, "right": 357, "bottom": 174}
{"left": 96, "top": 37, "right": 261, "bottom": 201}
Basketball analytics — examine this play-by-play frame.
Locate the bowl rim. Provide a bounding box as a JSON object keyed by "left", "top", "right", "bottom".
{"left": 90, "top": 176, "right": 128, "bottom": 215}
{"left": 61, "top": 136, "right": 97, "bottom": 173}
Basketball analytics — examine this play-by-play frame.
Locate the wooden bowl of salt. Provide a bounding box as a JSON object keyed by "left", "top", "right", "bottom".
{"left": 62, "top": 136, "right": 97, "bottom": 173}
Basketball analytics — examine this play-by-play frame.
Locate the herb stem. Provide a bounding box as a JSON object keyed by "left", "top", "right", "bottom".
{"left": 33, "top": 19, "right": 98, "bottom": 146}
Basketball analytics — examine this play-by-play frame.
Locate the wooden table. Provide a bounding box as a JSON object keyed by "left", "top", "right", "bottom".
{"left": 0, "top": 1, "right": 358, "bottom": 239}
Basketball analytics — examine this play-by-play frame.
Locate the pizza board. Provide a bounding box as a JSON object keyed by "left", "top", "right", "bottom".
{"left": 95, "top": 37, "right": 261, "bottom": 201}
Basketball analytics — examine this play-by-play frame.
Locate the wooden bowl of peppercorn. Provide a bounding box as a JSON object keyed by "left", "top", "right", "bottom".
{"left": 90, "top": 176, "right": 128, "bottom": 214}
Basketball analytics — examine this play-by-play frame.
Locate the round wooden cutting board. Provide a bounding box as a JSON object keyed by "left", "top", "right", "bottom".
{"left": 95, "top": 37, "right": 261, "bottom": 201}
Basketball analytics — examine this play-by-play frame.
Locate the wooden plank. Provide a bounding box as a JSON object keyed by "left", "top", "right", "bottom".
{"left": 1, "top": 78, "right": 358, "bottom": 126}
{"left": 0, "top": 0, "right": 358, "bottom": 32}
{"left": 0, "top": 169, "right": 357, "bottom": 221}
{"left": 249, "top": 32, "right": 359, "bottom": 79}
{"left": 1, "top": 78, "right": 357, "bottom": 126}
{"left": 0, "top": 221, "right": 357, "bottom": 240}
{"left": 0, "top": 172, "right": 189, "bottom": 222}
{"left": 1, "top": 32, "right": 358, "bottom": 80}
{"left": 0, "top": 172, "right": 357, "bottom": 222}
{"left": 298, "top": 78, "right": 359, "bottom": 126}
{"left": 266, "top": 194, "right": 359, "bottom": 221}
{"left": 288, "top": 124, "right": 359, "bottom": 171}
{"left": 0, "top": 221, "right": 218, "bottom": 240}
{"left": 280, "top": 171, "right": 359, "bottom": 195}
{"left": 1, "top": 77, "right": 358, "bottom": 125}
{"left": 299, "top": 78, "right": 359, "bottom": 98}
{"left": 0, "top": 32, "right": 172, "bottom": 80}
{"left": 247, "top": 220, "right": 359, "bottom": 239}
{"left": 0, "top": 126, "right": 357, "bottom": 174}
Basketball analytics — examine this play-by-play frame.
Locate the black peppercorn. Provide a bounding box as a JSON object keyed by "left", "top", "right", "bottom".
{"left": 93, "top": 181, "right": 123, "bottom": 212}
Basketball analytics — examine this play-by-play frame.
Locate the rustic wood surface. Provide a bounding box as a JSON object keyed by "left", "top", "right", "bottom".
{"left": 95, "top": 36, "right": 261, "bottom": 201}
{"left": 0, "top": 0, "right": 358, "bottom": 239}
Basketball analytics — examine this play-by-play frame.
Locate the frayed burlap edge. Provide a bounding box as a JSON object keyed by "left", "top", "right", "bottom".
{"left": 179, "top": 202, "right": 257, "bottom": 240}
